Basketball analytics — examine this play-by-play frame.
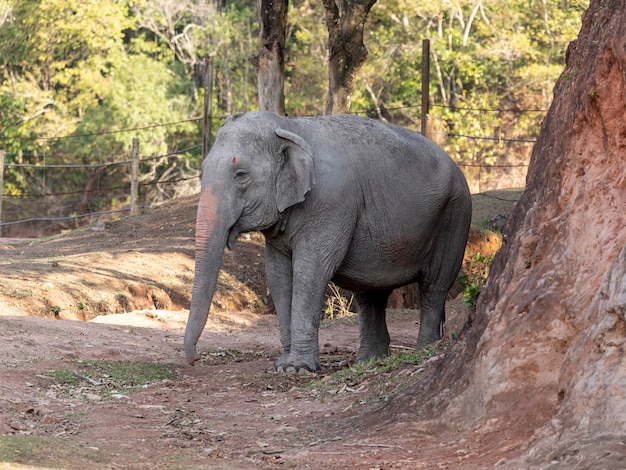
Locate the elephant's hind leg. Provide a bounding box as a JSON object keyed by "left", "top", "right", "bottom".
{"left": 355, "top": 289, "right": 393, "bottom": 362}
{"left": 416, "top": 285, "right": 447, "bottom": 349}
{"left": 416, "top": 194, "right": 471, "bottom": 349}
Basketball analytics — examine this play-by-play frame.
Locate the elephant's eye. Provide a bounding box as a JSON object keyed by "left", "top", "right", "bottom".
{"left": 234, "top": 169, "right": 249, "bottom": 185}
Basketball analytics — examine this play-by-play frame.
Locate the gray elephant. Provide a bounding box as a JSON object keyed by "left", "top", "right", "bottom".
{"left": 184, "top": 111, "right": 471, "bottom": 372}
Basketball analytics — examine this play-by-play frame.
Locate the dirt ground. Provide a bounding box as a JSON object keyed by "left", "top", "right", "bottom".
{"left": 0, "top": 190, "right": 521, "bottom": 469}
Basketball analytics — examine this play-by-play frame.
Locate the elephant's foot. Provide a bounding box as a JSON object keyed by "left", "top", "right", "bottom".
{"left": 415, "top": 330, "right": 442, "bottom": 350}
{"left": 274, "top": 351, "right": 290, "bottom": 368}
{"left": 356, "top": 342, "right": 390, "bottom": 363}
{"left": 274, "top": 352, "right": 319, "bottom": 373}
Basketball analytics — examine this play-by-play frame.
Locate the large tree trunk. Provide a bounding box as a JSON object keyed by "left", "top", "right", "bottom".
{"left": 378, "top": 1, "right": 626, "bottom": 467}
{"left": 254, "top": 0, "right": 288, "bottom": 115}
{"left": 322, "top": 0, "right": 377, "bottom": 115}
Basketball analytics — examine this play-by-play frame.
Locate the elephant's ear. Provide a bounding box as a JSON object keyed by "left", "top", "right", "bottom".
{"left": 274, "top": 127, "right": 316, "bottom": 212}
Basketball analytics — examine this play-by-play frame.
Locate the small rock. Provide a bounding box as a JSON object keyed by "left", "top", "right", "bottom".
{"left": 9, "top": 421, "right": 28, "bottom": 431}
{"left": 110, "top": 394, "right": 130, "bottom": 400}
{"left": 84, "top": 393, "right": 102, "bottom": 401}
{"left": 43, "top": 416, "right": 60, "bottom": 424}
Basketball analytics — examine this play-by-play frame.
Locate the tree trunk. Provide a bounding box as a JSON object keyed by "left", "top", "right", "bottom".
{"left": 322, "top": 0, "right": 377, "bottom": 115}
{"left": 254, "top": 0, "right": 288, "bottom": 115}
{"left": 382, "top": 1, "right": 626, "bottom": 466}
{"left": 77, "top": 167, "right": 103, "bottom": 216}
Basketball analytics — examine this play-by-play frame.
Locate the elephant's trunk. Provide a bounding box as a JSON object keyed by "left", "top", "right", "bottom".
{"left": 184, "top": 188, "right": 230, "bottom": 365}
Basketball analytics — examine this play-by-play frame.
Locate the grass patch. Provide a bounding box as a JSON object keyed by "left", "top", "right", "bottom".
{"left": 0, "top": 435, "right": 105, "bottom": 468}
{"left": 1, "top": 287, "right": 34, "bottom": 299}
{"left": 303, "top": 344, "right": 447, "bottom": 408}
{"left": 49, "top": 368, "right": 80, "bottom": 386}
{"left": 0, "top": 435, "right": 47, "bottom": 465}
{"left": 324, "top": 346, "right": 440, "bottom": 388}
{"left": 49, "top": 360, "right": 177, "bottom": 398}
{"left": 83, "top": 360, "right": 177, "bottom": 387}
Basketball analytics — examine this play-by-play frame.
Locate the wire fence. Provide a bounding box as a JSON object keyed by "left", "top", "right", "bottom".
{"left": 0, "top": 107, "right": 539, "bottom": 238}
{"left": 0, "top": 140, "right": 204, "bottom": 237}
{"left": 451, "top": 135, "right": 533, "bottom": 194}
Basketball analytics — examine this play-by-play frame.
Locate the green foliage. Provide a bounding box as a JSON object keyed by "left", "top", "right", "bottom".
{"left": 0, "top": 0, "right": 585, "bottom": 215}
{"left": 461, "top": 250, "right": 496, "bottom": 307}
{"left": 50, "top": 368, "right": 80, "bottom": 386}
{"left": 59, "top": 50, "right": 194, "bottom": 159}
{"left": 356, "top": 0, "right": 585, "bottom": 166}
{"left": 0, "top": 0, "right": 134, "bottom": 150}
{"left": 306, "top": 343, "right": 449, "bottom": 407}
{"left": 284, "top": 2, "right": 328, "bottom": 115}
{"left": 78, "top": 359, "right": 177, "bottom": 387}
{"left": 0, "top": 435, "right": 40, "bottom": 463}
{"left": 462, "top": 281, "right": 482, "bottom": 307}
{"left": 0, "top": 436, "right": 54, "bottom": 466}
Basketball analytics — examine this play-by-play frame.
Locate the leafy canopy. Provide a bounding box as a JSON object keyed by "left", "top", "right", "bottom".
{"left": 0, "top": 0, "right": 585, "bottom": 205}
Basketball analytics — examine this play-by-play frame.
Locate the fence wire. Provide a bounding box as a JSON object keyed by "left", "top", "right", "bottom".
{"left": 0, "top": 111, "right": 535, "bottom": 237}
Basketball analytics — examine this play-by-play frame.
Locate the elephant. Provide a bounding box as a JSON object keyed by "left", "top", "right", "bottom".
{"left": 184, "top": 110, "right": 471, "bottom": 372}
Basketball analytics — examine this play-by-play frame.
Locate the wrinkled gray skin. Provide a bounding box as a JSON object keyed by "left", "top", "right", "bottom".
{"left": 184, "top": 111, "right": 471, "bottom": 372}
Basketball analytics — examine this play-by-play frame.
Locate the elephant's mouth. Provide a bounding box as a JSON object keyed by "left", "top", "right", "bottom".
{"left": 226, "top": 225, "right": 240, "bottom": 250}
{"left": 227, "top": 212, "right": 287, "bottom": 250}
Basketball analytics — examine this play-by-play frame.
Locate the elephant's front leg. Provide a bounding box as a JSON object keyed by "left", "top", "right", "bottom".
{"left": 279, "top": 252, "right": 335, "bottom": 373}
{"left": 264, "top": 244, "right": 293, "bottom": 370}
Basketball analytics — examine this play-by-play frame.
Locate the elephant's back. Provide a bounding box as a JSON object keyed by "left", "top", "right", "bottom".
{"left": 293, "top": 114, "right": 454, "bottom": 175}
{"left": 291, "top": 114, "right": 470, "bottom": 224}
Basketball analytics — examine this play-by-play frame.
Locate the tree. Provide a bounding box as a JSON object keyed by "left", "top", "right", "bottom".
{"left": 383, "top": 1, "right": 626, "bottom": 466}
{"left": 347, "top": 0, "right": 584, "bottom": 193}
{"left": 0, "top": 0, "right": 197, "bottom": 223}
{"left": 282, "top": 1, "right": 328, "bottom": 115}
{"left": 0, "top": 0, "right": 133, "bottom": 149}
{"left": 254, "top": 0, "right": 289, "bottom": 114}
{"left": 133, "top": 0, "right": 210, "bottom": 66}
{"left": 322, "top": 0, "right": 377, "bottom": 114}
{"left": 134, "top": 0, "right": 258, "bottom": 116}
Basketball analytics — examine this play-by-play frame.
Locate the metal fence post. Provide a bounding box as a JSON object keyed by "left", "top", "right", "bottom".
{"left": 202, "top": 55, "right": 213, "bottom": 159}
{"left": 0, "top": 150, "right": 4, "bottom": 237}
{"left": 421, "top": 38, "right": 431, "bottom": 139}
{"left": 130, "top": 138, "right": 139, "bottom": 216}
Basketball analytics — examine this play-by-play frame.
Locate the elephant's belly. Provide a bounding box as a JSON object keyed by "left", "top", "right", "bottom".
{"left": 332, "top": 213, "right": 437, "bottom": 292}
{"left": 332, "top": 266, "right": 420, "bottom": 292}
{"left": 332, "top": 246, "right": 425, "bottom": 292}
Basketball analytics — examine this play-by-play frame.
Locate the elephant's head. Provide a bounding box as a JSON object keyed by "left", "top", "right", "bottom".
{"left": 184, "top": 111, "right": 315, "bottom": 365}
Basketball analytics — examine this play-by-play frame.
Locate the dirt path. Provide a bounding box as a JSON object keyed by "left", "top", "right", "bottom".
{"left": 0, "top": 306, "right": 486, "bottom": 469}
{"left": 0, "top": 190, "right": 523, "bottom": 468}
